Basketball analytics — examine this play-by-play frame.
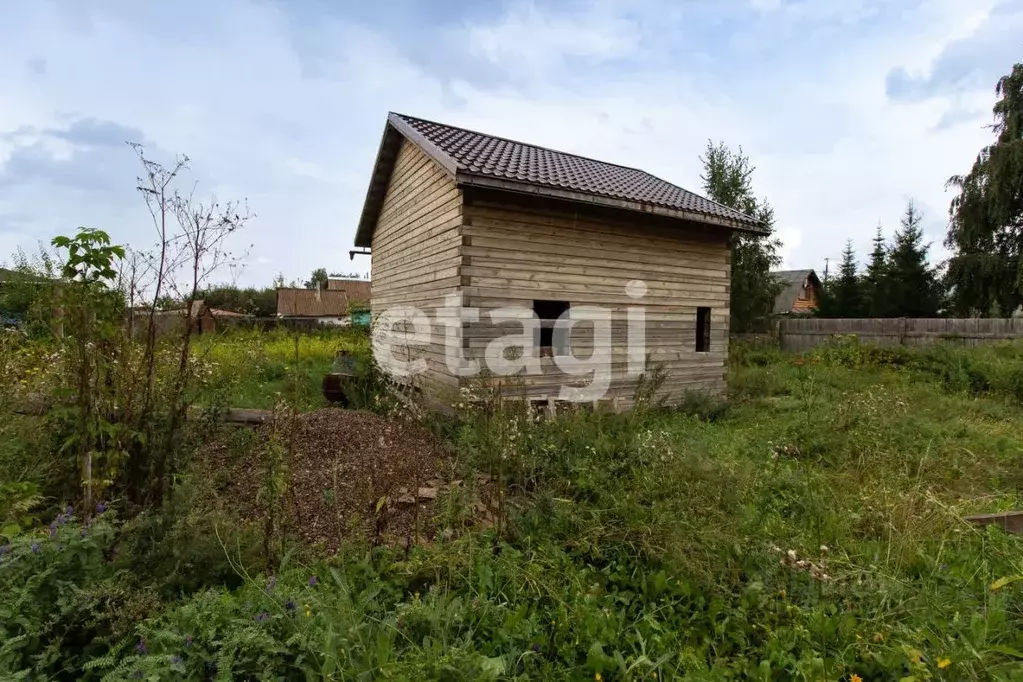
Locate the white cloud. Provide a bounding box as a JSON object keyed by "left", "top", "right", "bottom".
{"left": 0, "top": 0, "right": 1016, "bottom": 286}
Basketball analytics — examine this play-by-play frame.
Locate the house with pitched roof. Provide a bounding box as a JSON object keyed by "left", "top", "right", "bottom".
{"left": 326, "top": 277, "right": 372, "bottom": 325}
{"left": 772, "top": 270, "right": 822, "bottom": 315}
{"left": 354, "top": 113, "right": 763, "bottom": 407}
{"left": 276, "top": 288, "right": 352, "bottom": 325}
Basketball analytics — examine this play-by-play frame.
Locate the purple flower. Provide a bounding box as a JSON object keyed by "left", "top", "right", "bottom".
{"left": 136, "top": 639, "right": 147, "bottom": 655}
{"left": 285, "top": 599, "right": 296, "bottom": 612}
{"left": 81, "top": 528, "right": 88, "bottom": 538}
{"left": 96, "top": 502, "right": 106, "bottom": 514}
{"left": 0, "top": 545, "right": 9, "bottom": 556}
{"left": 184, "top": 635, "right": 193, "bottom": 648}
{"left": 48, "top": 526, "right": 56, "bottom": 538}
{"left": 308, "top": 575, "right": 318, "bottom": 586}
{"left": 56, "top": 514, "right": 65, "bottom": 526}
{"left": 255, "top": 611, "right": 270, "bottom": 622}
{"left": 532, "top": 643, "right": 541, "bottom": 653}
{"left": 266, "top": 575, "right": 276, "bottom": 592}
{"left": 170, "top": 654, "right": 183, "bottom": 665}
{"left": 65, "top": 505, "right": 73, "bottom": 517}
{"left": 31, "top": 543, "right": 39, "bottom": 553}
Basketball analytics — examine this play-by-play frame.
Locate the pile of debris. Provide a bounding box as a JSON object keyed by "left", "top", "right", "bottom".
{"left": 203, "top": 408, "right": 495, "bottom": 550}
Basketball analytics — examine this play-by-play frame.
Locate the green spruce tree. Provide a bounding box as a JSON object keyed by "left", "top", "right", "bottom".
{"left": 820, "top": 240, "right": 863, "bottom": 317}
{"left": 700, "top": 141, "right": 783, "bottom": 332}
{"left": 863, "top": 223, "right": 889, "bottom": 317}
{"left": 886, "top": 201, "right": 942, "bottom": 317}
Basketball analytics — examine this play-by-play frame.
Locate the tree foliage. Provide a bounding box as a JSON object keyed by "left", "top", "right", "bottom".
{"left": 199, "top": 285, "right": 277, "bottom": 317}
{"left": 304, "top": 268, "right": 328, "bottom": 290}
{"left": 946, "top": 63, "right": 1023, "bottom": 316}
{"left": 886, "top": 201, "right": 943, "bottom": 318}
{"left": 700, "top": 141, "right": 783, "bottom": 332}
{"left": 863, "top": 223, "right": 888, "bottom": 318}
{"left": 819, "top": 240, "right": 863, "bottom": 317}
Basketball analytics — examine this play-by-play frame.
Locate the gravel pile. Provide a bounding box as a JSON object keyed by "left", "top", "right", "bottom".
{"left": 204, "top": 408, "right": 485, "bottom": 550}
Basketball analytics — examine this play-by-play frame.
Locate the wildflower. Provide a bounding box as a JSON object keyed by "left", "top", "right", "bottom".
{"left": 937, "top": 657, "right": 951, "bottom": 669}
{"left": 31, "top": 543, "right": 39, "bottom": 553}
{"left": 308, "top": 575, "right": 318, "bottom": 586}
{"left": 595, "top": 673, "right": 603, "bottom": 681}
{"left": 66, "top": 505, "right": 73, "bottom": 517}
{"left": 266, "top": 575, "right": 276, "bottom": 592}
{"left": 0, "top": 545, "right": 9, "bottom": 557}
{"left": 850, "top": 675, "right": 863, "bottom": 682}
{"left": 171, "top": 655, "right": 183, "bottom": 665}
{"left": 96, "top": 502, "right": 106, "bottom": 514}
{"left": 872, "top": 632, "right": 884, "bottom": 643}
{"left": 286, "top": 599, "right": 297, "bottom": 612}
{"left": 255, "top": 611, "right": 270, "bottom": 622}
{"left": 531, "top": 643, "right": 540, "bottom": 653}
{"left": 136, "top": 639, "right": 147, "bottom": 655}
{"left": 81, "top": 528, "right": 88, "bottom": 538}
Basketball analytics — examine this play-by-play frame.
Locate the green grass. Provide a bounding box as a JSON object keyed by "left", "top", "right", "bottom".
{"left": 6, "top": 337, "right": 1023, "bottom": 679}
{"left": 193, "top": 326, "right": 371, "bottom": 410}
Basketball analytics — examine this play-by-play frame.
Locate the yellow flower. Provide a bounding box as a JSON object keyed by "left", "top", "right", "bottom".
{"left": 594, "top": 674, "right": 602, "bottom": 682}
{"left": 938, "top": 657, "right": 951, "bottom": 669}
{"left": 873, "top": 632, "right": 885, "bottom": 643}
{"left": 851, "top": 675, "right": 863, "bottom": 682}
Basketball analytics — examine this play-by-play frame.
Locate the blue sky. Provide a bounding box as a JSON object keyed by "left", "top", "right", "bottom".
{"left": 1, "top": 0, "right": 1019, "bottom": 286}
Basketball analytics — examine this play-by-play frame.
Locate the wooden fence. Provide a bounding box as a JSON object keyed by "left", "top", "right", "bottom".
{"left": 778, "top": 318, "right": 1023, "bottom": 353}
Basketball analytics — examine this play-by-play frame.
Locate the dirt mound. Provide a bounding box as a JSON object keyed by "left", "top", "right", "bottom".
{"left": 203, "top": 408, "right": 489, "bottom": 550}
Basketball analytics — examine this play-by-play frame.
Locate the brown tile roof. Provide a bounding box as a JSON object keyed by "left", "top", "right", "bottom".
{"left": 355, "top": 112, "right": 763, "bottom": 246}
{"left": 326, "top": 278, "right": 371, "bottom": 307}
{"left": 276, "top": 288, "right": 349, "bottom": 318}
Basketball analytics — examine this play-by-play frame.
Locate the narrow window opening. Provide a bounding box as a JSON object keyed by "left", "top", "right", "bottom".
{"left": 695, "top": 307, "right": 711, "bottom": 353}
{"left": 533, "top": 300, "right": 570, "bottom": 356}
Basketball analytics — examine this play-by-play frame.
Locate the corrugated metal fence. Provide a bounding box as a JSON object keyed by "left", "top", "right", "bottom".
{"left": 778, "top": 318, "right": 1023, "bottom": 353}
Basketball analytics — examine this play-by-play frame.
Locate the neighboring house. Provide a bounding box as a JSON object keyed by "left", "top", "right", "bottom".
{"left": 276, "top": 288, "right": 352, "bottom": 325}
{"left": 141, "top": 300, "right": 247, "bottom": 336}
{"left": 353, "top": 112, "right": 764, "bottom": 407}
{"left": 326, "top": 278, "right": 372, "bottom": 326}
{"left": 772, "top": 270, "right": 822, "bottom": 315}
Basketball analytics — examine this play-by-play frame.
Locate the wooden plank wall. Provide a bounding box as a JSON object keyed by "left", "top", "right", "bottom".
{"left": 779, "top": 317, "right": 1023, "bottom": 352}
{"left": 370, "top": 138, "right": 463, "bottom": 399}
{"left": 461, "top": 194, "right": 732, "bottom": 406}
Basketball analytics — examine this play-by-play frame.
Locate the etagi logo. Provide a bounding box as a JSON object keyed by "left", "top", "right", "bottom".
{"left": 372, "top": 280, "right": 651, "bottom": 402}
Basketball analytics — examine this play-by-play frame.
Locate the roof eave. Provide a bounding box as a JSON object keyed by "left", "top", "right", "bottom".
{"left": 353, "top": 114, "right": 463, "bottom": 248}
{"left": 456, "top": 172, "right": 766, "bottom": 234}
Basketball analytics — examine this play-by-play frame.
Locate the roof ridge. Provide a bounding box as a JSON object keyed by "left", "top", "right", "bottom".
{"left": 391, "top": 112, "right": 655, "bottom": 177}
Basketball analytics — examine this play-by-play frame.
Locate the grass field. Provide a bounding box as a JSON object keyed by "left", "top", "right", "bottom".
{"left": 4, "top": 332, "right": 1023, "bottom": 679}
{"left": 193, "top": 326, "right": 370, "bottom": 410}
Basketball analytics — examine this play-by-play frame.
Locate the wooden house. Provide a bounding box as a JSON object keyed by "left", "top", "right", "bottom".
{"left": 354, "top": 113, "right": 764, "bottom": 408}
{"left": 772, "top": 270, "right": 822, "bottom": 315}
{"left": 326, "top": 278, "right": 372, "bottom": 326}
{"left": 276, "top": 288, "right": 352, "bottom": 325}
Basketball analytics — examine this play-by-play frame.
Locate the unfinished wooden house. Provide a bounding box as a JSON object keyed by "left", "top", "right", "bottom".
{"left": 353, "top": 113, "right": 763, "bottom": 408}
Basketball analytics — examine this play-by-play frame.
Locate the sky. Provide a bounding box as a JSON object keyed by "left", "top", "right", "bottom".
{"left": 1, "top": 0, "right": 1020, "bottom": 286}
